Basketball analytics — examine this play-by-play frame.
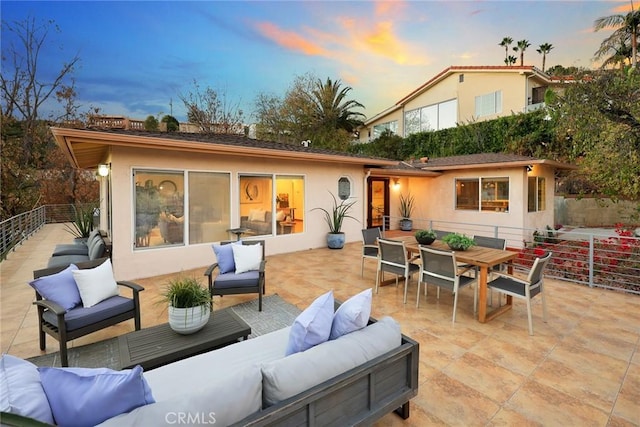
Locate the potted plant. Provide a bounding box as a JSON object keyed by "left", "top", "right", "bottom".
{"left": 64, "top": 202, "right": 98, "bottom": 243}
{"left": 312, "top": 192, "right": 358, "bottom": 249}
{"left": 161, "top": 276, "right": 212, "bottom": 334}
{"left": 399, "top": 193, "right": 415, "bottom": 231}
{"left": 414, "top": 229, "right": 437, "bottom": 245}
{"left": 442, "top": 233, "right": 475, "bottom": 251}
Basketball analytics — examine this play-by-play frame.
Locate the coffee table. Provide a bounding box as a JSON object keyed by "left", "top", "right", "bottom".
{"left": 119, "top": 307, "right": 250, "bottom": 370}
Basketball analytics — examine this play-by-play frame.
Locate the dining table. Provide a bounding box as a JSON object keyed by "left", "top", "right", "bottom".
{"left": 393, "top": 236, "right": 519, "bottom": 323}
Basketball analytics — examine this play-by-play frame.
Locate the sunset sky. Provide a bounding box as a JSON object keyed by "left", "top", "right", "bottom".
{"left": 1, "top": 1, "right": 633, "bottom": 123}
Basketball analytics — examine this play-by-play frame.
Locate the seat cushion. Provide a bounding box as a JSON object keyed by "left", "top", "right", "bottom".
{"left": 43, "top": 296, "right": 134, "bottom": 331}
{"left": 213, "top": 270, "right": 260, "bottom": 289}
{"left": 52, "top": 244, "right": 89, "bottom": 256}
{"left": 262, "top": 316, "right": 402, "bottom": 406}
{"left": 48, "top": 255, "right": 90, "bottom": 268}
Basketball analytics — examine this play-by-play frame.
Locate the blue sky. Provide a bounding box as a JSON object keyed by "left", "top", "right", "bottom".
{"left": 1, "top": 1, "right": 631, "bottom": 123}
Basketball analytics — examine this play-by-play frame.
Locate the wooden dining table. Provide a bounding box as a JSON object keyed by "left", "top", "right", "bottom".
{"left": 394, "top": 236, "right": 519, "bottom": 323}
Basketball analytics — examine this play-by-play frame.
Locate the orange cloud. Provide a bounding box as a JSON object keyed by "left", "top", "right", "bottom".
{"left": 254, "top": 21, "right": 328, "bottom": 56}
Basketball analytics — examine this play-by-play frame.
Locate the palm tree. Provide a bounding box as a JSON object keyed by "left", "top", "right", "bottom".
{"left": 594, "top": 6, "right": 640, "bottom": 69}
{"left": 512, "top": 39, "right": 531, "bottom": 66}
{"left": 536, "top": 43, "right": 554, "bottom": 72}
{"left": 308, "top": 78, "right": 365, "bottom": 133}
{"left": 505, "top": 55, "right": 518, "bottom": 66}
{"left": 499, "top": 37, "right": 513, "bottom": 62}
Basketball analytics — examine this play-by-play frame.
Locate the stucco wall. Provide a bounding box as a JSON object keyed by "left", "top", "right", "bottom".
{"left": 554, "top": 197, "right": 639, "bottom": 227}
{"left": 108, "top": 146, "right": 366, "bottom": 281}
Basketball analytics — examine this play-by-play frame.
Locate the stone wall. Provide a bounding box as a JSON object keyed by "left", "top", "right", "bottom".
{"left": 554, "top": 196, "right": 639, "bottom": 227}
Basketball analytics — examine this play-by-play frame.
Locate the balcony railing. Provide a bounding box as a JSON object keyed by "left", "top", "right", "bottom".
{"left": 0, "top": 204, "right": 87, "bottom": 260}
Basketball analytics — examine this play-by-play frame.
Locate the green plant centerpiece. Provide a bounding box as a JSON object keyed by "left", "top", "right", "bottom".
{"left": 312, "top": 192, "right": 358, "bottom": 249}
{"left": 161, "top": 276, "right": 212, "bottom": 334}
{"left": 398, "top": 193, "right": 415, "bottom": 231}
{"left": 442, "top": 233, "right": 475, "bottom": 251}
{"left": 65, "top": 202, "right": 98, "bottom": 243}
{"left": 414, "top": 229, "right": 437, "bottom": 245}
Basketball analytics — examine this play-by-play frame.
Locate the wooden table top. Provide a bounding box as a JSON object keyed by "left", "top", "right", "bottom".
{"left": 119, "top": 307, "right": 250, "bottom": 370}
{"left": 392, "top": 236, "right": 518, "bottom": 268}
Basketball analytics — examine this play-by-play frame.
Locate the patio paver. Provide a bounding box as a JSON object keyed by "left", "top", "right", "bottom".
{"left": 1, "top": 223, "right": 639, "bottom": 426}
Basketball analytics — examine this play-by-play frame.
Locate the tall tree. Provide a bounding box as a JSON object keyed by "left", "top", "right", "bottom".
{"left": 536, "top": 43, "right": 554, "bottom": 72}
{"left": 512, "top": 39, "right": 531, "bottom": 66}
{"left": 548, "top": 69, "right": 640, "bottom": 201}
{"left": 504, "top": 55, "right": 517, "bottom": 66}
{"left": 307, "top": 77, "right": 365, "bottom": 134}
{"left": 0, "top": 16, "right": 96, "bottom": 220}
{"left": 498, "top": 37, "right": 513, "bottom": 63}
{"left": 254, "top": 73, "right": 366, "bottom": 150}
{"left": 594, "top": 7, "right": 640, "bottom": 69}
{"left": 179, "top": 80, "right": 244, "bottom": 134}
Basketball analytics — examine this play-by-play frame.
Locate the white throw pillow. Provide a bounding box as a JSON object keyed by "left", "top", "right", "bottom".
{"left": 72, "top": 259, "right": 119, "bottom": 307}
{"left": 285, "top": 290, "right": 334, "bottom": 355}
{"left": 232, "top": 244, "right": 262, "bottom": 274}
{"left": 330, "top": 289, "right": 372, "bottom": 340}
{"left": 248, "top": 209, "right": 266, "bottom": 222}
{"left": 275, "top": 210, "right": 286, "bottom": 222}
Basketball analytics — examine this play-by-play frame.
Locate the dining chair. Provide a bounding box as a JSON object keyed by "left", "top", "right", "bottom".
{"left": 416, "top": 246, "right": 477, "bottom": 324}
{"left": 361, "top": 228, "right": 381, "bottom": 277}
{"left": 472, "top": 235, "right": 507, "bottom": 305}
{"left": 376, "top": 238, "right": 420, "bottom": 304}
{"left": 433, "top": 229, "right": 452, "bottom": 240}
{"left": 487, "top": 251, "right": 552, "bottom": 335}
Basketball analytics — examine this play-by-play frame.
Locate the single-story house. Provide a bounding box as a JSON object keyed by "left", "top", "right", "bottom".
{"left": 51, "top": 127, "right": 575, "bottom": 280}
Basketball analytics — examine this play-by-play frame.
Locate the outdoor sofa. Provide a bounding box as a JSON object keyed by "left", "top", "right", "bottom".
{"left": 2, "top": 314, "right": 419, "bottom": 426}
{"left": 46, "top": 230, "right": 111, "bottom": 269}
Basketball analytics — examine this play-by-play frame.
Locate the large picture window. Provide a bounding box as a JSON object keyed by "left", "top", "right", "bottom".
{"left": 238, "top": 174, "right": 305, "bottom": 236}
{"left": 456, "top": 177, "right": 509, "bottom": 212}
{"left": 189, "top": 172, "right": 230, "bottom": 244}
{"left": 134, "top": 170, "right": 184, "bottom": 248}
{"left": 528, "top": 176, "right": 546, "bottom": 212}
{"left": 372, "top": 120, "right": 398, "bottom": 139}
{"left": 404, "top": 99, "right": 457, "bottom": 136}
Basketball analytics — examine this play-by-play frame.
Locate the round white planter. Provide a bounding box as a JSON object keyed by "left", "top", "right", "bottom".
{"left": 168, "top": 305, "right": 211, "bottom": 335}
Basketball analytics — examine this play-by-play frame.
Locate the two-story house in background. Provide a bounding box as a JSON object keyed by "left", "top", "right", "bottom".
{"left": 358, "top": 65, "right": 567, "bottom": 142}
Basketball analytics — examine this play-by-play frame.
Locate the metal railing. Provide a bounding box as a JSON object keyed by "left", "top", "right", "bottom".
{"left": 0, "top": 205, "right": 79, "bottom": 261}
{"left": 383, "top": 215, "right": 640, "bottom": 295}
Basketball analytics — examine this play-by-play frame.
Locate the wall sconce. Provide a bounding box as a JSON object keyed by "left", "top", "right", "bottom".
{"left": 98, "top": 164, "right": 110, "bottom": 177}
{"left": 526, "top": 165, "right": 533, "bottom": 173}
{"left": 393, "top": 178, "right": 400, "bottom": 188}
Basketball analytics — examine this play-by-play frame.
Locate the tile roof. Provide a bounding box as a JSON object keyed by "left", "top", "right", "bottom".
{"left": 86, "top": 128, "right": 387, "bottom": 160}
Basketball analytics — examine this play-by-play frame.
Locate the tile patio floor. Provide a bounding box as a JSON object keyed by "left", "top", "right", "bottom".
{"left": 1, "top": 223, "right": 639, "bottom": 426}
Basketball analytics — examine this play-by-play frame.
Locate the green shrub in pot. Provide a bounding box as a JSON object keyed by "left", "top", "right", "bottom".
{"left": 442, "top": 233, "right": 475, "bottom": 251}
{"left": 414, "top": 229, "right": 436, "bottom": 245}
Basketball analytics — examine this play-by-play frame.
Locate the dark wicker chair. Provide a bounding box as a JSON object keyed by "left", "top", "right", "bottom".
{"left": 361, "top": 228, "right": 381, "bottom": 277}
{"left": 204, "top": 240, "right": 266, "bottom": 311}
{"left": 32, "top": 258, "right": 144, "bottom": 367}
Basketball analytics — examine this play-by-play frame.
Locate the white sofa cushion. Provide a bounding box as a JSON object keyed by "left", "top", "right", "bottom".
{"left": 101, "top": 326, "right": 290, "bottom": 426}
{"left": 261, "top": 316, "right": 401, "bottom": 406}
{"left": 145, "top": 326, "right": 290, "bottom": 402}
{"left": 98, "top": 365, "right": 262, "bottom": 427}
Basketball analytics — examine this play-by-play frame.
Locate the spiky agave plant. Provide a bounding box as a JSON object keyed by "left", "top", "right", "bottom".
{"left": 312, "top": 192, "right": 358, "bottom": 233}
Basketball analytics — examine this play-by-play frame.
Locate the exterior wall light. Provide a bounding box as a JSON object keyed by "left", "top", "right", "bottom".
{"left": 98, "top": 164, "right": 110, "bottom": 177}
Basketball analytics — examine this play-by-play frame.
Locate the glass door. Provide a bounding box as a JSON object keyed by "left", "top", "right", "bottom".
{"left": 367, "top": 177, "right": 389, "bottom": 229}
